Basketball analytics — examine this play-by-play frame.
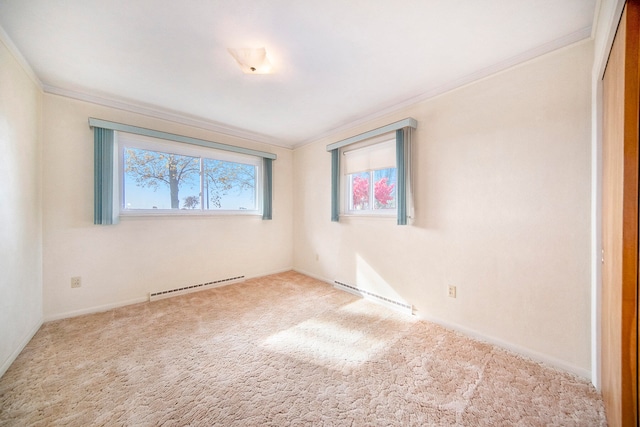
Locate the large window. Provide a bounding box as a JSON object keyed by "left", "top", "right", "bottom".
{"left": 119, "top": 133, "right": 261, "bottom": 214}
{"left": 343, "top": 137, "right": 397, "bottom": 216}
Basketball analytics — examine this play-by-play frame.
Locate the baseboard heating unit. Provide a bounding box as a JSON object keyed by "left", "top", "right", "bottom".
{"left": 334, "top": 280, "right": 413, "bottom": 315}
{"left": 149, "top": 276, "right": 245, "bottom": 302}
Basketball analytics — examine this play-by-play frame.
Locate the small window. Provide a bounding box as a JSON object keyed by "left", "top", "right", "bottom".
{"left": 342, "top": 137, "right": 397, "bottom": 216}
{"left": 327, "top": 117, "right": 415, "bottom": 224}
{"left": 119, "top": 133, "right": 261, "bottom": 214}
{"left": 347, "top": 168, "right": 397, "bottom": 212}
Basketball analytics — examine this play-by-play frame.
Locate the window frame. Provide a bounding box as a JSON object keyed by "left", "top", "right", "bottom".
{"left": 117, "top": 132, "right": 263, "bottom": 217}
{"left": 341, "top": 134, "right": 398, "bottom": 218}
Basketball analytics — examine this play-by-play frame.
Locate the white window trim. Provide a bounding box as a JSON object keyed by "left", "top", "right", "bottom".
{"left": 117, "top": 132, "right": 263, "bottom": 217}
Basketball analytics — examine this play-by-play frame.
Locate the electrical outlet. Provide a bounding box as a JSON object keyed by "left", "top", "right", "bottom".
{"left": 71, "top": 276, "right": 81, "bottom": 288}
{"left": 448, "top": 285, "right": 456, "bottom": 298}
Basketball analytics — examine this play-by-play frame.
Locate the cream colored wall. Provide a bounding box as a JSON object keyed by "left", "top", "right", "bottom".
{"left": 0, "top": 39, "right": 43, "bottom": 376}
{"left": 42, "top": 95, "right": 293, "bottom": 320}
{"left": 293, "top": 41, "right": 593, "bottom": 376}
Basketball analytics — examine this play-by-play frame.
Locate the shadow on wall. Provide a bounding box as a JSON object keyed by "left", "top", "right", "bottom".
{"left": 331, "top": 241, "right": 416, "bottom": 315}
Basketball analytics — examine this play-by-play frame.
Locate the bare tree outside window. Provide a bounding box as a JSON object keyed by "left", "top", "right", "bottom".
{"left": 124, "top": 147, "right": 257, "bottom": 210}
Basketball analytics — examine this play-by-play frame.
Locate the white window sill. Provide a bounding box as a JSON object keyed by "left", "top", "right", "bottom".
{"left": 340, "top": 213, "right": 396, "bottom": 220}
{"left": 119, "top": 210, "right": 262, "bottom": 218}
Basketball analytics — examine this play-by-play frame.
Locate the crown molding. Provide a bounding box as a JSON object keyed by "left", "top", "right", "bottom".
{"left": 293, "top": 26, "right": 593, "bottom": 149}
{"left": 0, "top": 24, "right": 42, "bottom": 89}
{"left": 42, "top": 85, "right": 293, "bottom": 150}
{"left": 591, "top": 0, "right": 602, "bottom": 40}
{"left": 592, "top": 0, "right": 625, "bottom": 80}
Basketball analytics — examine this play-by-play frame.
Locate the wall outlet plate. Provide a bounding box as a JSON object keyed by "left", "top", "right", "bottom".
{"left": 71, "top": 276, "right": 81, "bottom": 288}
{"left": 448, "top": 285, "right": 456, "bottom": 298}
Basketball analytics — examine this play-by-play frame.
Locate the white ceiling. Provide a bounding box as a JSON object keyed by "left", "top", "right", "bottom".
{"left": 0, "top": 0, "right": 597, "bottom": 148}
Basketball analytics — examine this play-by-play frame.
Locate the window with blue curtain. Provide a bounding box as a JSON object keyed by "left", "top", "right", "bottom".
{"left": 327, "top": 118, "right": 416, "bottom": 225}
{"left": 90, "top": 118, "right": 276, "bottom": 224}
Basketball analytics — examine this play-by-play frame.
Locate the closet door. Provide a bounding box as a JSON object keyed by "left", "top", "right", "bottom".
{"left": 601, "top": 2, "right": 639, "bottom": 426}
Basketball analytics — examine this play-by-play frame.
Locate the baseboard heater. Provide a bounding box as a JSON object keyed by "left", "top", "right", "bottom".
{"left": 149, "top": 276, "right": 245, "bottom": 302}
{"left": 334, "top": 280, "right": 413, "bottom": 315}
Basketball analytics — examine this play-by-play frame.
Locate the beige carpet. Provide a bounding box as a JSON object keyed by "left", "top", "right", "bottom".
{"left": 0, "top": 271, "right": 605, "bottom": 426}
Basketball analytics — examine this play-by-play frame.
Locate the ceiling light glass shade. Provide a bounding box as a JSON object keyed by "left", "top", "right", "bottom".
{"left": 228, "top": 47, "right": 272, "bottom": 74}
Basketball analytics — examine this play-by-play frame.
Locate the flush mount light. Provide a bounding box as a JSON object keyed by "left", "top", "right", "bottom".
{"left": 228, "top": 47, "right": 272, "bottom": 74}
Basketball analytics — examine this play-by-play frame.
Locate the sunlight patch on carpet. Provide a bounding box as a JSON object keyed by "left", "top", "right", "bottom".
{"left": 262, "top": 300, "right": 395, "bottom": 368}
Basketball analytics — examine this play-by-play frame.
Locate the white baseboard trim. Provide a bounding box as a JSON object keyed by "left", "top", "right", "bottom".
{"left": 44, "top": 297, "right": 149, "bottom": 322}
{"left": 416, "top": 312, "right": 591, "bottom": 380}
{"left": 43, "top": 267, "right": 296, "bottom": 322}
{"left": 292, "top": 268, "right": 335, "bottom": 286}
{"left": 246, "top": 267, "right": 295, "bottom": 280}
{"left": 147, "top": 268, "right": 296, "bottom": 302}
{"left": 292, "top": 268, "right": 590, "bottom": 380}
{"left": 0, "top": 316, "right": 43, "bottom": 379}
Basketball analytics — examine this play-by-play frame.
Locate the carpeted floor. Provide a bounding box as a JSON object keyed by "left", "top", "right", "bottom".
{"left": 0, "top": 271, "right": 605, "bottom": 426}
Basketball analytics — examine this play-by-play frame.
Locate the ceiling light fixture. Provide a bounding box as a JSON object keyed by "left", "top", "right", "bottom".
{"left": 228, "top": 47, "right": 272, "bottom": 74}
